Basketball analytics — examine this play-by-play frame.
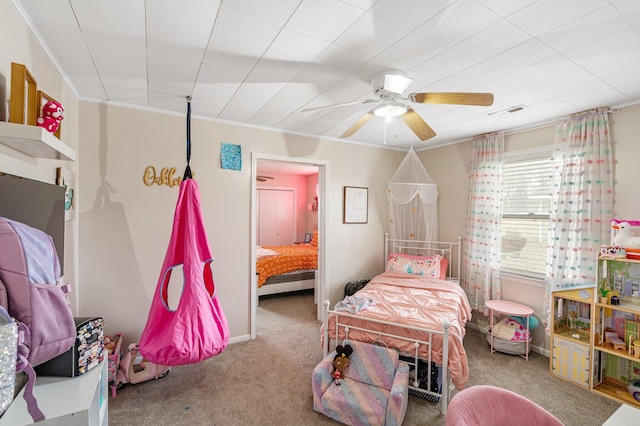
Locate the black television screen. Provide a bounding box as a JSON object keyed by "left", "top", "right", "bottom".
{"left": 0, "top": 172, "right": 66, "bottom": 273}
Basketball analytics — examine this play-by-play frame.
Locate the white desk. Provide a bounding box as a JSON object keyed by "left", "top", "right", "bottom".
{"left": 602, "top": 404, "right": 640, "bottom": 425}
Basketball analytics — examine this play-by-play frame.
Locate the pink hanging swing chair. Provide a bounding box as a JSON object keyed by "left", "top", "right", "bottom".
{"left": 138, "top": 97, "right": 229, "bottom": 367}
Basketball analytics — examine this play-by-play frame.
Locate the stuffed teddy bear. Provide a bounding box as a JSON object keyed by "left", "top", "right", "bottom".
{"left": 332, "top": 344, "right": 353, "bottom": 385}
{"left": 36, "top": 100, "right": 65, "bottom": 133}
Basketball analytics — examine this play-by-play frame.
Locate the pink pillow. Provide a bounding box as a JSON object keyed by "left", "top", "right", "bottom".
{"left": 386, "top": 253, "right": 448, "bottom": 279}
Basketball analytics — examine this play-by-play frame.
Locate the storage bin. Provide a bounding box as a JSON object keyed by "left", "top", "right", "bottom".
{"left": 485, "top": 326, "right": 531, "bottom": 356}
{"left": 35, "top": 317, "right": 104, "bottom": 377}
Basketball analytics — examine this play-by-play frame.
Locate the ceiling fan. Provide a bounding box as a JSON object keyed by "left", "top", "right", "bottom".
{"left": 302, "top": 71, "right": 494, "bottom": 141}
{"left": 256, "top": 175, "right": 274, "bottom": 182}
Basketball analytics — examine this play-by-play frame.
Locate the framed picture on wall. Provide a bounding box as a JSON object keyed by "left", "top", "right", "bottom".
{"left": 343, "top": 186, "right": 368, "bottom": 224}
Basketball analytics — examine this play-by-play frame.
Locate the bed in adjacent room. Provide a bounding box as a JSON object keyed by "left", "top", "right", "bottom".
{"left": 322, "top": 235, "right": 470, "bottom": 415}
{"left": 256, "top": 234, "right": 318, "bottom": 296}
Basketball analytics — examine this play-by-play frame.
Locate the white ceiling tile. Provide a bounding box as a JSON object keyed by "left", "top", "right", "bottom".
{"left": 564, "top": 28, "right": 640, "bottom": 76}
{"left": 373, "top": 33, "right": 448, "bottom": 71}
{"left": 442, "top": 63, "right": 504, "bottom": 91}
{"left": 369, "top": 0, "right": 450, "bottom": 30}
{"left": 219, "top": 88, "right": 272, "bottom": 122}
{"left": 334, "top": 11, "right": 411, "bottom": 57}
{"left": 18, "top": 0, "right": 106, "bottom": 99}
{"left": 222, "top": 0, "right": 301, "bottom": 27}
{"left": 484, "top": 39, "right": 558, "bottom": 73}
{"left": 539, "top": 4, "right": 631, "bottom": 53}
{"left": 511, "top": 55, "right": 579, "bottom": 84}
{"left": 409, "top": 49, "right": 476, "bottom": 88}
{"left": 284, "top": 0, "right": 366, "bottom": 41}
{"left": 251, "top": 98, "right": 305, "bottom": 127}
{"left": 203, "top": 4, "right": 280, "bottom": 66}
{"left": 612, "top": 0, "right": 640, "bottom": 26}
{"left": 413, "top": 1, "right": 501, "bottom": 49}
{"left": 191, "top": 82, "right": 238, "bottom": 117}
{"left": 453, "top": 19, "right": 532, "bottom": 62}
{"left": 509, "top": 0, "right": 611, "bottom": 36}
{"left": 476, "top": 0, "right": 537, "bottom": 17}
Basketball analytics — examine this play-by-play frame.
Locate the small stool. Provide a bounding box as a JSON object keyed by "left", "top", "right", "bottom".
{"left": 485, "top": 300, "right": 534, "bottom": 360}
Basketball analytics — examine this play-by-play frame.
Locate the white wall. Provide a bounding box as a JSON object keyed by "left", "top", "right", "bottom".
{"left": 76, "top": 102, "right": 405, "bottom": 343}
{"left": 419, "top": 105, "right": 640, "bottom": 352}
{"left": 0, "top": 0, "right": 80, "bottom": 314}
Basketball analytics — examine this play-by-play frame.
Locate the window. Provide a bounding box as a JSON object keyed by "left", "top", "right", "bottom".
{"left": 500, "top": 147, "right": 553, "bottom": 278}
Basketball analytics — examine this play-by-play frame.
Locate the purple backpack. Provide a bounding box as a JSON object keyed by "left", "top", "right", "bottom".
{"left": 0, "top": 217, "right": 76, "bottom": 422}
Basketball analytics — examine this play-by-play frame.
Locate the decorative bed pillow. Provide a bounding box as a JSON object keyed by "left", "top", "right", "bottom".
{"left": 386, "top": 253, "right": 448, "bottom": 279}
{"left": 256, "top": 246, "right": 279, "bottom": 260}
{"left": 310, "top": 230, "right": 318, "bottom": 247}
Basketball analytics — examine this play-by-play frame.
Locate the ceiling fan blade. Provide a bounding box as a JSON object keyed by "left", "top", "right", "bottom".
{"left": 340, "top": 111, "right": 375, "bottom": 138}
{"left": 302, "top": 99, "right": 377, "bottom": 113}
{"left": 409, "top": 92, "right": 494, "bottom": 106}
{"left": 401, "top": 109, "right": 436, "bottom": 141}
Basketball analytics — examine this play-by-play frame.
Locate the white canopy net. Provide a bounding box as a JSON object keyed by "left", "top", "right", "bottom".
{"left": 387, "top": 147, "right": 438, "bottom": 241}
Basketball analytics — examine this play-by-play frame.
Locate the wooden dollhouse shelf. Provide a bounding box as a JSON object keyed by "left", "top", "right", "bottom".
{"left": 594, "top": 341, "right": 639, "bottom": 361}
{"left": 596, "top": 301, "right": 640, "bottom": 315}
{"left": 593, "top": 378, "right": 640, "bottom": 408}
{"left": 0, "top": 121, "right": 75, "bottom": 161}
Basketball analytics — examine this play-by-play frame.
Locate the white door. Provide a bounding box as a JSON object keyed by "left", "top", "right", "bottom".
{"left": 257, "top": 189, "right": 295, "bottom": 246}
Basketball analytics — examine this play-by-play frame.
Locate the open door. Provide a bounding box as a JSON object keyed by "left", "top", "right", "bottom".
{"left": 250, "top": 154, "right": 329, "bottom": 338}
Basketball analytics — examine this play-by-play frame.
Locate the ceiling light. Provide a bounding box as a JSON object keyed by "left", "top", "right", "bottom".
{"left": 383, "top": 74, "right": 412, "bottom": 94}
{"left": 373, "top": 102, "right": 408, "bottom": 118}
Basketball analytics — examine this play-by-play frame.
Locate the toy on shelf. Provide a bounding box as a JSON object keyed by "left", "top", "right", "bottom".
{"left": 611, "top": 220, "right": 640, "bottom": 259}
{"left": 36, "top": 100, "right": 65, "bottom": 134}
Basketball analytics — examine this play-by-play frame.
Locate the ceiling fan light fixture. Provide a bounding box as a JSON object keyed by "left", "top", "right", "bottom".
{"left": 374, "top": 102, "right": 408, "bottom": 118}
{"left": 383, "top": 73, "right": 412, "bottom": 94}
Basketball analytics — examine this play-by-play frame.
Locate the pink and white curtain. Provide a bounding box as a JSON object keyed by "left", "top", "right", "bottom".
{"left": 462, "top": 132, "right": 504, "bottom": 315}
{"left": 543, "top": 107, "right": 614, "bottom": 332}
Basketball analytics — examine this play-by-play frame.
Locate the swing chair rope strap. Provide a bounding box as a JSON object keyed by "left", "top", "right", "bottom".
{"left": 183, "top": 97, "right": 193, "bottom": 180}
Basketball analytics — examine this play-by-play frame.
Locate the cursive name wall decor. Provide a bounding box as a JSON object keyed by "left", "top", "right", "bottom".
{"left": 143, "top": 166, "right": 183, "bottom": 188}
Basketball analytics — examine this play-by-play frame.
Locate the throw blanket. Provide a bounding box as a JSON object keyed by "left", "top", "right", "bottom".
{"left": 256, "top": 244, "right": 318, "bottom": 287}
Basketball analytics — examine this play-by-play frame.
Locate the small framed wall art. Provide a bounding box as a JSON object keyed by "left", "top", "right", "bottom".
{"left": 343, "top": 186, "right": 368, "bottom": 224}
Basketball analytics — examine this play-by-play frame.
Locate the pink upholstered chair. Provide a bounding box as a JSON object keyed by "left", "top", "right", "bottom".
{"left": 312, "top": 340, "right": 410, "bottom": 426}
{"left": 446, "top": 385, "right": 564, "bottom": 426}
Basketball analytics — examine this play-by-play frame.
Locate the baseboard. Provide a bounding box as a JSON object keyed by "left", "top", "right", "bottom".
{"left": 466, "top": 322, "right": 549, "bottom": 357}
{"left": 229, "top": 334, "right": 250, "bottom": 345}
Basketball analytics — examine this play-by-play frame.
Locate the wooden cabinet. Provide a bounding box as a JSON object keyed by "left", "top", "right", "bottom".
{"left": 591, "top": 255, "right": 640, "bottom": 408}
{"left": 256, "top": 188, "right": 295, "bottom": 246}
{"left": 550, "top": 288, "right": 593, "bottom": 388}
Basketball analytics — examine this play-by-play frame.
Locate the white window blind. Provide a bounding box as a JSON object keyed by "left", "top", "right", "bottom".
{"left": 501, "top": 152, "right": 553, "bottom": 277}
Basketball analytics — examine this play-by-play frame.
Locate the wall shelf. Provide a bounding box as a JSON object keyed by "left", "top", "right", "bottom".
{"left": 0, "top": 121, "right": 75, "bottom": 161}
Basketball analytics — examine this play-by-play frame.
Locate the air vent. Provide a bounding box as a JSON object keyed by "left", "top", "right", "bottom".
{"left": 488, "top": 105, "right": 528, "bottom": 116}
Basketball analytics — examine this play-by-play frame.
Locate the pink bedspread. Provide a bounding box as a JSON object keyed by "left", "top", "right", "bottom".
{"left": 324, "top": 271, "right": 472, "bottom": 389}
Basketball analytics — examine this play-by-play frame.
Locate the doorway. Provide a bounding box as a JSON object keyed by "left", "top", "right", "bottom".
{"left": 250, "top": 153, "right": 329, "bottom": 339}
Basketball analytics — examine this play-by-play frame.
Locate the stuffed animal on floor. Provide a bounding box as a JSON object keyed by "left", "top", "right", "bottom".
{"left": 36, "top": 100, "right": 65, "bottom": 133}
{"left": 332, "top": 344, "right": 353, "bottom": 386}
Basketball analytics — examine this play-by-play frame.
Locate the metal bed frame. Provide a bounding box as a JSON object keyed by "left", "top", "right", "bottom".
{"left": 322, "top": 234, "right": 463, "bottom": 415}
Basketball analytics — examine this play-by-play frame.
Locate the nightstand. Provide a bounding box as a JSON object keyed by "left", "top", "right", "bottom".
{"left": 486, "top": 299, "right": 534, "bottom": 360}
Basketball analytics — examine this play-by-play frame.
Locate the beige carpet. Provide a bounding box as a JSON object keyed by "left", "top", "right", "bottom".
{"left": 108, "top": 290, "right": 620, "bottom": 425}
